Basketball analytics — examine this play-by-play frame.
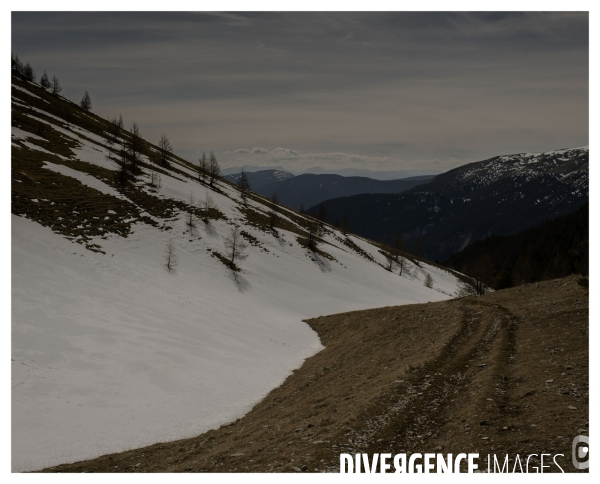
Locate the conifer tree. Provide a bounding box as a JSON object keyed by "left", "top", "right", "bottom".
{"left": 209, "top": 151, "right": 220, "bottom": 187}
{"left": 198, "top": 152, "right": 208, "bottom": 182}
{"left": 23, "top": 63, "right": 35, "bottom": 81}
{"left": 80, "top": 91, "right": 92, "bottom": 111}
{"left": 158, "top": 134, "right": 172, "bottom": 166}
{"left": 40, "top": 71, "right": 51, "bottom": 89}
{"left": 51, "top": 75, "right": 62, "bottom": 95}
{"left": 238, "top": 168, "right": 251, "bottom": 205}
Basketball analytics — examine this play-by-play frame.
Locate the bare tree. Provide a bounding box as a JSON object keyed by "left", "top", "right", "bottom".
{"left": 398, "top": 255, "right": 406, "bottom": 276}
{"left": 299, "top": 203, "right": 305, "bottom": 214}
{"left": 186, "top": 192, "right": 197, "bottom": 231}
{"left": 392, "top": 233, "right": 405, "bottom": 262}
{"left": 127, "top": 122, "right": 143, "bottom": 174}
{"left": 80, "top": 91, "right": 92, "bottom": 111}
{"left": 384, "top": 251, "right": 394, "bottom": 271}
{"left": 424, "top": 273, "right": 433, "bottom": 288}
{"left": 341, "top": 214, "right": 350, "bottom": 236}
{"left": 238, "top": 168, "right": 251, "bottom": 205}
{"left": 148, "top": 171, "right": 162, "bottom": 190}
{"left": 108, "top": 117, "right": 120, "bottom": 144}
{"left": 317, "top": 204, "right": 327, "bottom": 226}
{"left": 198, "top": 152, "right": 208, "bottom": 183}
{"left": 117, "top": 114, "right": 124, "bottom": 129}
{"left": 200, "top": 191, "right": 216, "bottom": 223}
{"left": 224, "top": 226, "right": 249, "bottom": 266}
{"left": 51, "top": 75, "right": 62, "bottom": 95}
{"left": 413, "top": 233, "right": 425, "bottom": 265}
{"left": 40, "top": 71, "right": 51, "bottom": 89}
{"left": 164, "top": 240, "right": 178, "bottom": 273}
{"left": 269, "top": 193, "right": 279, "bottom": 231}
{"left": 209, "top": 151, "right": 220, "bottom": 187}
{"left": 158, "top": 134, "right": 172, "bottom": 166}
{"left": 307, "top": 220, "right": 319, "bottom": 252}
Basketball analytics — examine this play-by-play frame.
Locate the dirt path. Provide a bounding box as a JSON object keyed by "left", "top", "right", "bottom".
{"left": 43, "top": 276, "right": 588, "bottom": 473}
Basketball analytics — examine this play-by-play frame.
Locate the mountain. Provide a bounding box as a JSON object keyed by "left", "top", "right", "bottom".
{"left": 10, "top": 70, "right": 461, "bottom": 471}
{"left": 309, "top": 146, "right": 589, "bottom": 261}
{"left": 223, "top": 169, "right": 294, "bottom": 190}
{"left": 298, "top": 166, "right": 439, "bottom": 180}
{"left": 253, "top": 173, "right": 434, "bottom": 211}
{"left": 444, "top": 203, "right": 588, "bottom": 289}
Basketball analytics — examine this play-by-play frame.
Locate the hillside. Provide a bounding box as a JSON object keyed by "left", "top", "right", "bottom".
{"left": 251, "top": 173, "right": 433, "bottom": 211}
{"left": 44, "top": 276, "right": 588, "bottom": 473}
{"left": 445, "top": 203, "right": 589, "bottom": 289}
{"left": 309, "top": 147, "right": 589, "bottom": 261}
{"left": 11, "top": 70, "right": 461, "bottom": 471}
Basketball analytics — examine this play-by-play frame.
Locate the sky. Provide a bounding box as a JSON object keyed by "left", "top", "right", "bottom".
{"left": 11, "top": 11, "right": 589, "bottom": 177}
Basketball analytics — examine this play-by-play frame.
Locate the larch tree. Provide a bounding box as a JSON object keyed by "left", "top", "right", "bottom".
{"left": 127, "top": 122, "right": 143, "bottom": 174}
{"left": 51, "top": 75, "right": 62, "bottom": 95}
{"left": 413, "top": 234, "right": 425, "bottom": 265}
{"left": 392, "top": 233, "right": 405, "bottom": 262}
{"left": 238, "top": 168, "right": 251, "bottom": 205}
{"left": 198, "top": 152, "right": 208, "bottom": 182}
{"left": 23, "top": 62, "right": 35, "bottom": 81}
{"left": 40, "top": 71, "right": 51, "bottom": 89}
{"left": 269, "top": 193, "right": 279, "bottom": 231}
{"left": 164, "top": 240, "right": 178, "bottom": 273}
{"left": 224, "top": 226, "right": 249, "bottom": 267}
{"left": 80, "top": 91, "right": 92, "bottom": 111}
{"left": 200, "top": 191, "right": 216, "bottom": 223}
{"left": 158, "top": 134, "right": 172, "bottom": 166}
{"left": 424, "top": 273, "right": 433, "bottom": 288}
{"left": 341, "top": 214, "right": 350, "bottom": 236}
{"left": 208, "top": 151, "right": 220, "bottom": 187}
{"left": 186, "top": 193, "right": 197, "bottom": 232}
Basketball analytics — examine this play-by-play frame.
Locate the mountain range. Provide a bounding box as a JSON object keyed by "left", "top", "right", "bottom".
{"left": 310, "top": 146, "right": 589, "bottom": 261}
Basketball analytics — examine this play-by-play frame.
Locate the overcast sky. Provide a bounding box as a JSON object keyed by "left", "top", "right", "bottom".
{"left": 12, "top": 11, "right": 588, "bottom": 175}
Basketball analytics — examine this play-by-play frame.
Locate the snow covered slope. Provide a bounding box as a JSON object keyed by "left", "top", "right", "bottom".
{"left": 11, "top": 72, "right": 461, "bottom": 471}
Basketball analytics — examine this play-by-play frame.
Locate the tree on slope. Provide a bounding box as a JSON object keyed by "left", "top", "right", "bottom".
{"left": 186, "top": 193, "right": 197, "bottom": 232}
{"left": 424, "top": 273, "right": 433, "bottom": 288}
{"left": 40, "top": 71, "right": 51, "bottom": 89}
{"left": 158, "top": 134, "right": 172, "bottom": 167}
{"left": 341, "top": 214, "right": 350, "bottom": 236}
{"left": 209, "top": 151, "right": 220, "bottom": 187}
{"left": 127, "top": 122, "right": 143, "bottom": 174}
{"left": 51, "top": 75, "right": 62, "bottom": 95}
{"left": 224, "top": 226, "right": 248, "bottom": 267}
{"left": 80, "top": 91, "right": 92, "bottom": 111}
{"left": 238, "top": 168, "right": 251, "bottom": 205}
{"left": 164, "top": 240, "right": 178, "bottom": 273}
{"left": 198, "top": 152, "right": 208, "bottom": 183}
{"left": 200, "top": 191, "right": 216, "bottom": 223}
{"left": 23, "top": 62, "right": 35, "bottom": 81}
{"left": 392, "top": 233, "right": 405, "bottom": 262}
{"left": 269, "top": 193, "right": 279, "bottom": 231}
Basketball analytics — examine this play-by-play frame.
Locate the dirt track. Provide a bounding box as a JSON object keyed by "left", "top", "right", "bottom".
{"left": 44, "top": 275, "right": 588, "bottom": 473}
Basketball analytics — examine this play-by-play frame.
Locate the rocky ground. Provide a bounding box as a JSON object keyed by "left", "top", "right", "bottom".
{"left": 44, "top": 275, "right": 589, "bottom": 473}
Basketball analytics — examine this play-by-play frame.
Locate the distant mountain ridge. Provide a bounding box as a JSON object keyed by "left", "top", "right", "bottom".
{"left": 223, "top": 169, "right": 294, "bottom": 190}
{"left": 254, "top": 173, "right": 434, "bottom": 210}
{"left": 310, "top": 146, "right": 589, "bottom": 261}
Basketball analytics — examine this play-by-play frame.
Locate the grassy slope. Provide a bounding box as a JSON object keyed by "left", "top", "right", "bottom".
{"left": 44, "top": 276, "right": 588, "bottom": 473}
